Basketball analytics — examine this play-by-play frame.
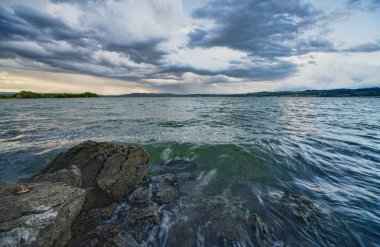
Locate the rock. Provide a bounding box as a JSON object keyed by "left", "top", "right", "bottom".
{"left": 251, "top": 214, "right": 270, "bottom": 237}
{"left": 153, "top": 185, "right": 180, "bottom": 204}
{"left": 128, "top": 187, "right": 150, "bottom": 205}
{"left": 0, "top": 182, "right": 85, "bottom": 247}
{"left": 123, "top": 204, "right": 162, "bottom": 243}
{"left": 30, "top": 165, "right": 81, "bottom": 187}
{"left": 43, "top": 140, "right": 125, "bottom": 188}
{"left": 71, "top": 204, "right": 118, "bottom": 235}
{"left": 69, "top": 225, "right": 141, "bottom": 247}
{"left": 284, "top": 193, "right": 318, "bottom": 225}
{"left": 41, "top": 141, "right": 149, "bottom": 208}
{"left": 82, "top": 186, "right": 115, "bottom": 211}
{"left": 126, "top": 205, "right": 161, "bottom": 225}
{"left": 69, "top": 203, "right": 145, "bottom": 247}
{"left": 176, "top": 172, "right": 196, "bottom": 182}
{"left": 150, "top": 173, "right": 177, "bottom": 185}
{"left": 96, "top": 145, "right": 149, "bottom": 199}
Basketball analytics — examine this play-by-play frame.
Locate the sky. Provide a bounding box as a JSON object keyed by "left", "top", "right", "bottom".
{"left": 0, "top": 0, "right": 379, "bottom": 94}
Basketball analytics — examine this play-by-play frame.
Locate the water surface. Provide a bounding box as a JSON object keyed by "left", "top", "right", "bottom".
{"left": 0, "top": 97, "right": 379, "bottom": 246}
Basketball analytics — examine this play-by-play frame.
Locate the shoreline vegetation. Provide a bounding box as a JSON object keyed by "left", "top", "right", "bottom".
{"left": 0, "top": 87, "right": 379, "bottom": 99}
{"left": 0, "top": 91, "right": 98, "bottom": 99}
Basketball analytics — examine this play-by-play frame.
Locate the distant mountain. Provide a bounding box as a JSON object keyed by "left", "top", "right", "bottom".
{"left": 110, "top": 87, "right": 380, "bottom": 97}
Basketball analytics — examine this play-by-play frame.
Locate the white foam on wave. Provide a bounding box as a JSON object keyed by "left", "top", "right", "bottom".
{"left": 160, "top": 147, "right": 173, "bottom": 162}
{"left": 196, "top": 168, "right": 217, "bottom": 187}
{"left": 196, "top": 226, "right": 205, "bottom": 247}
{"left": 158, "top": 210, "right": 172, "bottom": 246}
{"left": 105, "top": 203, "right": 130, "bottom": 224}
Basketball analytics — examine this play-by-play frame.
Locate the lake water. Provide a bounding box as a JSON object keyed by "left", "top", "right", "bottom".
{"left": 0, "top": 97, "right": 379, "bottom": 246}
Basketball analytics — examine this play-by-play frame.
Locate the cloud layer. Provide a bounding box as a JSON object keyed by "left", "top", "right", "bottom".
{"left": 0, "top": 0, "right": 379, "bottom": 93}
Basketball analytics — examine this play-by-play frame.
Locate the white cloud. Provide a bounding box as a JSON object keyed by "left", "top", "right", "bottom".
{"left": 279, "top": 52, "right": 380, "bottom": 90}
{"left": 165, "top": 47, "right": 248, "bottom": 71}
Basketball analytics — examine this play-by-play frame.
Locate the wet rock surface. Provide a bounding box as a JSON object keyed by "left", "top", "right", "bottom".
{"left": 68, "top": 204, "right": 143, "bottom": 247}
{"left": 150, "top": 173, "right": 177, "bottom": 185}
{"left": 42, "top": 140, "right": 149, "bottom": 209}
{"left": 128, "top": 186, "right": 150, "bottom": 204}
{"left": 70, "top": 224, "right": 141, "bottom": 247}
{"left": 125, "top": 204, "right": 161, "bottom": 225}
{"left": 0, "top": 182, "right": 85, "bottom": 247}
{"left": 71, "top": 203, "right": 118, "bottom": 235}
{"left": 153, "top": 185, "right": 180, "bottom": 204}
{"left": 43, "top": 140, "right": 125, "bottom": 188}
{"left": 286, "top": 193, "right": 318, "bottom": 225}
{"left": 96, "top": 145, "right": 149, "bottom": 199}
{"left": 0, "top": 141, "right": 153, "bottom": 247}
{"left": 251, "top": 214, "right": 271, "bottom": 237}
{"left": 31, "top": 165, "right": 82, "bottom": 187}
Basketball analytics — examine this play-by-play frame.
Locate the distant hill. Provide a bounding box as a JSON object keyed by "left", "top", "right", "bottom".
{"left": 113, "top": 87, "right": 380, "bottom": 97}
{"left": 0, "top": 91, "right": 98, "bottom": 99}
{"left": 245, "top": 87, "right": 380, "bottom": 97}
{"left": 116, "top": 93, "right": 178, "bottom": 97}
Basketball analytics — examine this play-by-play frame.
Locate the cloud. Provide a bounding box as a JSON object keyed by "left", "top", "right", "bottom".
{"left": 0, "top": 67, "right": 151, "bottom": 94}
{"left": 346, "top": 0, "right": 380, "bottom": 11}
{"left": 277, "top": 52, "right": 380, "bottom": 91}
{"left": 344, "top": 40, "right": 380, "bottom": 52}
{"left": 0, "top": 0, "right": 332, "bottom": 85}
{"left": 105, "top": 39, "right": 168, "bottom": 65}
{"left": 188, "top": 0, "right": 335, "bottom": 57}
{"left": 0, "top": 0, "right": 379, "bottom": 93}
{"left": 0, "top": 1, "right": 175, "bottom": 81}
{"left": 185, "top": 0, "right": 338, "bottom": 81}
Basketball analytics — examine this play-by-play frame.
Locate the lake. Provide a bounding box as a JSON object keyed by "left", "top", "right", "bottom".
{"left": 0, "top": 97, "right": 379, "bottom": 246}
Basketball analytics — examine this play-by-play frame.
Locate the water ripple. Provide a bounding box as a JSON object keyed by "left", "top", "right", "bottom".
{"left": 0, "top": 97, "right": 379, "bottom": 246}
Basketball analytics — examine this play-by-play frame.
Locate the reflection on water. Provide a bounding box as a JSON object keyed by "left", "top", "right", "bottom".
{"left": 0, "top": 97, "right": 380, "bottom": 246}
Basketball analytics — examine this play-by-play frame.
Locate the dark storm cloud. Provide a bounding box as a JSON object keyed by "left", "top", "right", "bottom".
{"left": 0, "top": 6, "right": 39, "bottom": 41}
{"left": 0, "top": 5, "right": 86, "bottom": 43}
{"left": 0, "top": 4, "right": 168, "bottom": 81}
{"left": 105, "top": 38, "right": 168, "bottom": 65}
{"left": 0, "top": 5, "right": 97, "bottom": 75}
{"left": 184, "top": 0, "right": 338, "bottom": 81}
{"left": 189, "top": 0, "right": 334, "bottom": 58}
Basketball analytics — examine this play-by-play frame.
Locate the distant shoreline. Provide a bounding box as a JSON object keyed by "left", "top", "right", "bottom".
{"left": 105, "top": 87, "right": 380, "bottom": 97}
{"left": 0, "top": 91, "right": 98, "bottom": 99}
{"left": 1, "top": 88, "right": 379, "bottom": 99}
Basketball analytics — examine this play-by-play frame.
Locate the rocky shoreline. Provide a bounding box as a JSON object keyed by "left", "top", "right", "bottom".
{"left": 0, "top": 141, "right": 196, "bottom": 247}
{"left": 0, "top": 140, "right": 319, "bottom": 247}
